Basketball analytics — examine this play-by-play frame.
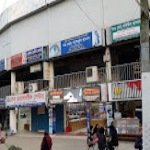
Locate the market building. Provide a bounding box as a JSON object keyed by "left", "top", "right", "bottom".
{"left": 0, "top": 0, "right": 142, "bottom": 139}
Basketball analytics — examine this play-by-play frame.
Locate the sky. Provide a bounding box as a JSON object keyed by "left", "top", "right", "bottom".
{"left": 0, "top": 0, "right": 18, "bottom": 14}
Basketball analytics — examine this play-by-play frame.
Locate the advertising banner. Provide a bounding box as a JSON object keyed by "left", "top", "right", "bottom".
{"left": 49, "top": 42, "right": 61, "bottom": 58}
{"left": 26, "top": 47, "right": 43, "bottom": 64}
{"left": 0, "top": 59, "right": 5, "bottom": 71}
{"left": 111, "top": 19, "right": 140, "bottom": 43}
{"left": 61, "top": 31, "right": 101, "bottom": 55}
{"left": 110, "top": 80, "right": 142, "bottom": 101}
{"left": 49, "top": 90, "right": 64, "bottom": 104}
{"left": 63, "top": 88, "right": 82, "bottom": 103}
{"left": 10, "top": 53, "right": 23, "bottom": 69}
{"left": 82, "top": 87, "right": 100, "bottom": 102}
{"left": 6, "top": 91, "right": 46, "bottom": 108}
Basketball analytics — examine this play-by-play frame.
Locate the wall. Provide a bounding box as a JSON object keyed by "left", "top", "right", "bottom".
{"left": 0, "top": 0, "right": 140, "bottom": 59}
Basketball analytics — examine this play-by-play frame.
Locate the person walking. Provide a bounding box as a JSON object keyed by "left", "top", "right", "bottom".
{"left": 41, "top": 132, "right": 52, "bottom": 150}
{"left": 96, "top": 127, "right": 106, "bottom": 150}
{"left": 108, "top": 122, "right": 119, "bottom": 150}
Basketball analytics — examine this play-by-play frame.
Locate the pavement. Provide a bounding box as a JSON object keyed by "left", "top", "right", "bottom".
{"left": 0, "top": 132, "right": 135, "bottom": 150}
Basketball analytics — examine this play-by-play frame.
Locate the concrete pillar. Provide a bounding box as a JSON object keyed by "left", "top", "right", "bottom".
{"left": 43, "top": 61, "right": 55, "bottom": 134}
{"left": 43, "top": 61, "right": 54, "bottom": 89}
{"left": 10, "top": 72, "right": 17, "bottom": 133}
{"left": 104, "top": 47, "right": 112, "bottom": 82}
{"left": 9, "top": 109, "right": 17, "bottom": 133}
{"left": 11, "top": 72, "right": 16, "bottom": 95}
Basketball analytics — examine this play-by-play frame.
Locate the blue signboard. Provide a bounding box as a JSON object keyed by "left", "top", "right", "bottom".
{"left": 61, "top": 32, "right": 93, "bottom": 55}
{"left": 86, "top": 102, "right": 90, "bottom": 132}
{"left": 26, "top": 47, "right": 43, "bottom": 64}
{"left": 0, "top": 59, "right": 5, "bottom": 71}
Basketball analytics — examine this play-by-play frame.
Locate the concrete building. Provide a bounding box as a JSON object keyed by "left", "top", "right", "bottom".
{"left": 0, "top": 0, "right": 142, "bottom": 141}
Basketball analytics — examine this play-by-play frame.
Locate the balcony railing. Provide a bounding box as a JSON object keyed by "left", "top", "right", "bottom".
{"left": 111, "top": 62, "right": 141, "bottom": 81}
{"left": 54, "top": 67, "right": 106, "bottom": 89}
{"left": 0, "top": 85, "right": 11, "bottom": 98}
{"left": 54, "top": 62, "right": 141, "bottom": 89}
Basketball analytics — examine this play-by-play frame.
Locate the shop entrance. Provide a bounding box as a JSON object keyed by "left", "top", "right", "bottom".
{"left": 31, "top": 106, "right": 49, "bottom": 132}
{"left": 53, "top": 104, "right": 64, "bottom": 133}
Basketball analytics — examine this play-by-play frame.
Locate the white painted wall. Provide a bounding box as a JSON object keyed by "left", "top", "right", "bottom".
{"left": 0, "top": 0, "right": 140, "bottom": 59}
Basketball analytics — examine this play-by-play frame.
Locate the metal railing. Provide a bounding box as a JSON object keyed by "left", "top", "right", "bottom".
{"left": 0, "top": 85, "right": 11, "bottom": 98}
{"left": 54, "top": 62, "right": 141, "bottom": 89}
{"left": 54, "top": 67, "right": 106, "bottom": 89}
{"left": 111, "top": 62, "right": 141, "bottom": 81}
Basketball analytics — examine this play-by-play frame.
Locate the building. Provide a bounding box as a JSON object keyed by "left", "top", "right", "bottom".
{"left": 0, "top": 0, "right": 141, "bottom": 138}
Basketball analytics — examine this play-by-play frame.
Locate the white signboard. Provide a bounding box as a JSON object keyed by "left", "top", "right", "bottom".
{"left": 110, "top": 80, "right": 142, "bottom": 101}
{"left": 6, "top": 91, "right": 46, "bottom": 108}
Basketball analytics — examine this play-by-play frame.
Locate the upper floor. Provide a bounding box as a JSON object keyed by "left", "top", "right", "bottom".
{"left": 0, "top": 0, "right": 140, "bottom": 59}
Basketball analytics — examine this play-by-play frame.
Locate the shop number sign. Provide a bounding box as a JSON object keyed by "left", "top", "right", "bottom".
{"left": 82, "top": 87, "right": 100, "bottom": 101}
{"left": 49, "top": 90, "right": 64, "bottom": 104}
{"left": 111, "top": 19, "right": 140, "bottom": 43}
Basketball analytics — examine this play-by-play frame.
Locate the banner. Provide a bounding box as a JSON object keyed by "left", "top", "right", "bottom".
{"left": 63, "top": 88, "right": 82, "bottom": 103}
{"left": 49, "top": 90, "right": 64, "bottom": 104}
{"left": 110, "top": 80, "right": 142, "bottom": 101}
{"left": 0, "top": 59, "right": 5, "bottom": 71}
{"left": 61, "top": 31, "right": 101, "bottom": 55}
{"left": 82, "top": 87, "right": 100, "bottom": 102}
{"left": 49, "top": 42, "right": 61, "bottom": 58}
{"left": 10, "top": 53, "right": 23, "bottom": 69}
{"left": 111, "top": 19, "right": 140, "bottom": 43}
{"left": 26, "top": 47, "right": 43, "bottom": 64}
{"left": 6, "top": 91, "right": 46, "bottom": 108}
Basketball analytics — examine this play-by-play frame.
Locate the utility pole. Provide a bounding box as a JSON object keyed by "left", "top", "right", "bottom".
{"left": 141, "top": 0, "right": 150, "bottom": 149}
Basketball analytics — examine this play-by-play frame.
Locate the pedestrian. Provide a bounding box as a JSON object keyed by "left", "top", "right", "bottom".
{"left": 96, "top": 127, "right": 106, "bottom": 150}
{"left": 41, "top": 132, "right": 52, "bottom": 150}
{"left": 93, "top": 124, "right": 98, "bottom": 135}
{"left": 134, "top": 126, "right": 142, "bottom": 150}
{"left": 108, "top": 122, "right": 119, "bottom": 150}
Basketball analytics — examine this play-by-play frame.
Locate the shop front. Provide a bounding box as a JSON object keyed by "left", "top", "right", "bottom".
{"left": 82, "top": 86, "right": 107, "bottom": 131}
{"left": 6, "top": 91, "right": 48, "bottom": 133}
{"left": 48, "top": 89, "right": 64, "bottom": 134}
{"left": 108, "top": 80, "right": 142, "bottom": 140}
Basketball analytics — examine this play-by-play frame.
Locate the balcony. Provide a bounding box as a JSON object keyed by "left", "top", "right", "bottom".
{"left": 54, "top": 67, "right": 106, "bottom": 89}
{"left": 24, "top": 79, "right": 49, "bottom": 93}
{"left": 111, "top": 62, "right": 141, "bottom": 81}
{"left": 54, "top": 62, "right": 141, "bottom": 89}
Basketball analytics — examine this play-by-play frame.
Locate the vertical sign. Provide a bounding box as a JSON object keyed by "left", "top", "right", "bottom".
{"left": 48, "top": 108, "right": 53, "bottom": 134}
{"left": 86, "top": 102, "right": 90, "bottom": 132}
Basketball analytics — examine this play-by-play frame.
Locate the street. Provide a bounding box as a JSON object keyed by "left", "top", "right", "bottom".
{"left": 0, "top": 133, "right": 135, "bottom": 150}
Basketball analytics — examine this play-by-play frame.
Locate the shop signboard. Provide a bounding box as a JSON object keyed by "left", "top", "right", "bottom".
{"left": 6, "top": 91, "right": 46, "bottom": 108}
{"left": 26, "top": 47, "right": 43, "bottom": 64}
{"left": 49, "top": 42, "right": 61, "bottom": 58}
{"left": 111, "top": 19, "right": 140, "bottom": 43}
{"left": 110, "top": 80, "right": 142, "bottom": 101}
{"left": 10, "top": 53, "right": 23, "bottom": 69}
{"left": 49, "top": 90, "right": 64, "bottom": 104}
{"left": 0, "top": 98, "right": 5, "bottom": 108}
{"left": 63, "top": 88, "right": 82, "bottom": 103}
{"left": 0, "top": 59, "right": 6, "bottom": 71}
{"left": 82, "top": 87, "right": 100, "bottom": 102}
{"left": 61, "top": 31, "right": 101, "bottom": 55}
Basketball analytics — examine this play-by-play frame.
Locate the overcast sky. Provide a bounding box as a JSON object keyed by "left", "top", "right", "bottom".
{"left": 0, "top": 0, "right": 18, "bottom": 14}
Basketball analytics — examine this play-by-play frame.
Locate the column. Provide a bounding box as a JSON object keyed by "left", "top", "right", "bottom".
{"left": 10, "top": 72, "right": 17, "bottom": 133}
{"left": 43, "top": 61, "right": 55, "bottom": 134}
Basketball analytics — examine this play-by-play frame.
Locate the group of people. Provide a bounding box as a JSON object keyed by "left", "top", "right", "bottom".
{"left": 87, "top": 122, "right": 119, "bottom": 150}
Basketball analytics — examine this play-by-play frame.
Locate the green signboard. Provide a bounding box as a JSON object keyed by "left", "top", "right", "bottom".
{"left": 111, "top": 19, "right": 140, "bottom": 43}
